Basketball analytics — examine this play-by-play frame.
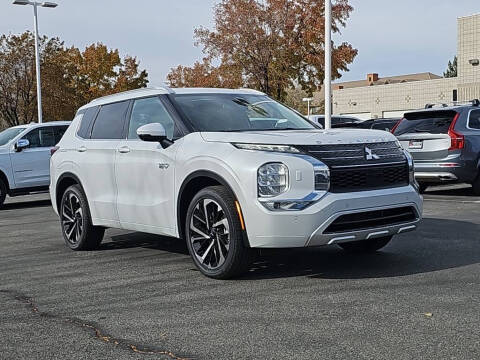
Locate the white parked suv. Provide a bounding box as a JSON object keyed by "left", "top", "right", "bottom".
{"left": 0, "top": 121, "right": 70, "bottom": 207}
{"left": 50, "top": 87, "right": 422, "bottom": 278}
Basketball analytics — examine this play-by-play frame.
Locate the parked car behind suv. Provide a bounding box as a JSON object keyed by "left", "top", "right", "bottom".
{"left": 392, "top": 101, "right": 480, "bottom": 194}
{"left": 353, "top": 118, "right": 401, "bottom": 132}
{"left": 50, "top": 87, "right": 422, "bottom": 279}
{"left": 307, "top": 114, "right": 362, "bottom": 128}
{"left": 0, "top": 121, "right": 70, "bottom": 207}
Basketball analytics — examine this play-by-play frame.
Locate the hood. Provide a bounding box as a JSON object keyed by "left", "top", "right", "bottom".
{"left": 200, "top": 129, "right": 396, "bottom": 146}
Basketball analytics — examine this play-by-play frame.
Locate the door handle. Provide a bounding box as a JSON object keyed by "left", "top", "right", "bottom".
{"left": 118, "top": 146, "right": 131, "bottom": 154}
{"left": 77, "top": 146, "right": 87, "bottom": 153}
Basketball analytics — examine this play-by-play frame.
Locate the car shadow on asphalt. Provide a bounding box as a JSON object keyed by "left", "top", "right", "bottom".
{"left": 102, "top": 231, "right": 189, "bottom": 255}
{"left": 423, "top": 184, "right": 477, "bottom": 197}
{"left": 101, "top": 217, "right": 479, "bottom": 281}
{"left": 242, "top": 217, "right": 480, "bottom": 280}
{"left": 1, "top": 199, "right": 52, "bottom": 210}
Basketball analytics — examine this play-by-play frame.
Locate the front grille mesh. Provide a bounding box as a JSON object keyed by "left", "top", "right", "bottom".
{"left": 325, "top": 206, "right": 417, "bottom": 234}
{"left": 298, "top": 141, "right": 409, "bottom": 192}
{"left": 330, "top": 163, "right": 409, "bottom": 193}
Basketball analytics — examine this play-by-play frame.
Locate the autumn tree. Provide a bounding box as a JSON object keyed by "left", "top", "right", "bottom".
{"left": 167, "top": 0, "right": 357, "bottom": 101}
{"left": 0, "top": 32, "right": 148, "bottom": 129}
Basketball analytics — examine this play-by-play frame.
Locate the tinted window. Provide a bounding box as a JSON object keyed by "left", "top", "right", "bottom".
{"left": 77, "top": 106, "right": 98, "bottom": 139}
{"left": 372, "top": 120, "right": 398, "bottom": 131}
{"left": 91, "top": 101, "right": 129, "bottom": 139}
{"left": 22, "top": 127, "right": 56, "bottom": 148}
{"left": 172, "top": 94, "right": 314, "bottom": 132}
{"left": 54, "top": 126, "right": 69, "bottom": 143}
{"left": 469, "top": 110, "right": 480, "bottom": 129}
{"left": 128, "top": 97, "right": 175, "bottom": 140}
{"left": 394, "top": 111, "right": 457, "bottom": 135}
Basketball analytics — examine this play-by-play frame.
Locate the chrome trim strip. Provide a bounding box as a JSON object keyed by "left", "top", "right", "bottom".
{"left": 328, "top": 235, "right": 355, "bottom": 245}
{"left": 366, "top": 230, "right": 390, "bottom": 239}
{"left": 398, "top": 225, "right": 416, "bottom": 234}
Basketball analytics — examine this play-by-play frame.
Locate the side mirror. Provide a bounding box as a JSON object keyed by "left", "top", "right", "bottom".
{"left": 136, "top": 123, "right": 173, "bottom": 149}
{"left": 15, "top": 139, "right": 30, "bottom": 152}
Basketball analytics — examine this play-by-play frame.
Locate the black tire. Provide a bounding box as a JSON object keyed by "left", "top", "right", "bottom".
{"left": 418, "top": 183, "right": 428, "bottom": 194}
{"left": 185, "top": 185, "right": 253, "bottom": 279}
{"left": 338, "top": 236, "right": 393, "bottom": 253}
{"left": 472, "top": 176, "right": 480, "bottom": 196}
{"left": 0, "top": 178, "right": 7, "bottom": 208}
{"left": 60, "top": 184, "right": 104, "bottom": 251}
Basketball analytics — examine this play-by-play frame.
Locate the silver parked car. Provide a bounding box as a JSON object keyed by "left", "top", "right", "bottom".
{"left": 393, "top": 100, "right": 480, "bottom": 194}
{"left": 0, "top": 121, "right": 70, "bottom": 207}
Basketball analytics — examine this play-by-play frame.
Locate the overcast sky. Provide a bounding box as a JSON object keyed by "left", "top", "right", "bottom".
{"left": 0, "top": 0, "right": 478, "bottom": 86}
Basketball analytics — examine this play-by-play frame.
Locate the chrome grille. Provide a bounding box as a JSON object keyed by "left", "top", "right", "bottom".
{"left": 299, "top": 141, "right": 405, "bottom": 166}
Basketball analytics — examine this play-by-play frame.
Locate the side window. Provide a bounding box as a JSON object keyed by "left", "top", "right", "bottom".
{"left": 469, "top": 110, "right": 480, "bottom": 129}
{"left": 128, "top": 97, "right": 175, "bottom": 140}
{"left": 22, "top": 127, "right": 56, "bottom": 148}
{"left": 91, "top": 101, "right": 129, "bottom": 140}
{"left": 77, "top": 106, "right": 98, "bottom": 139}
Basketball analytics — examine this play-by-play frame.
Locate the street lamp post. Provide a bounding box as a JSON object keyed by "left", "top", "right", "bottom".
{"left": 302, "top": 97, "right": 314, "bottom": 117}
{"left": 324, "top": 0, "right": 332, "bottom": 130}
{"left": 12, "top": 1, "right": 58, "bottom": 124}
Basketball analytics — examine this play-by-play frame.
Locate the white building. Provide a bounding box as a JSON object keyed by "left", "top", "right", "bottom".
{"left": 315, "top": 13, "right": 480, "bottom": 120}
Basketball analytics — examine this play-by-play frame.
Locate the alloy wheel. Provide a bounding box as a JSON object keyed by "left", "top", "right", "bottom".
{"left": 189, "top": 198, "right": 230, "bottom": 270}
{"left": 61, "top": 192, "right": 84, "bottom": 245}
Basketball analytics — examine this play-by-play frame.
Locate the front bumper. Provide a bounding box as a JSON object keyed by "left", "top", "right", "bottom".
{"left": 243, "top": 185, "right": 422, "bottom": 248}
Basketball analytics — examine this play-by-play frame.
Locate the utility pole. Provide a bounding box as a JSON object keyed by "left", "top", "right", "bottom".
{"left": 13, "top": 1, "right": 58, "bottom": 123}
{"left": 324, "top": 0, "right": 332, "bottom": 130}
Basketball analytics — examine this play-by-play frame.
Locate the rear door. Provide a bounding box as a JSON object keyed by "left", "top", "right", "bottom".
{"left": 394, "top": 110, "right": 458, "bottom": 161}
{"left": 77, "top": 101, "right": 129, "bottom": 225}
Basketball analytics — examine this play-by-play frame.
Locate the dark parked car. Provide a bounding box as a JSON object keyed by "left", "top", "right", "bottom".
{"left": 354, "top": 118, "right": 401, "bottom": 132}
{"left": 392, "top": 100, "right": 480, "bottom": 194}
{"left": 307, "top": 115, "right": 362, "bottom": 128}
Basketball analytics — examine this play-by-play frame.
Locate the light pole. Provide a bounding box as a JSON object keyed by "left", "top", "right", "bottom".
{"left": 302, "top": 97, "right": 314, "bottom": 116}
{"left": 324, "top": 0, "right": 332, "bottom": 130}
{"left": 12, "top": 1, "right": 58, "bottom": 124}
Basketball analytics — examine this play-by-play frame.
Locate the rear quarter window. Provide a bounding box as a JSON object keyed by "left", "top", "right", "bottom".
{"left": 91, "top": 101, "right": 129, "bottom": 140}
{"left": 394, "top": 110, "right": 457, "bottom": 135}
{"left": 77, "top": 106, "right": 99, "bottom": 139}
{"left": 468, "top": 109, "right": 480, "bottom": 129}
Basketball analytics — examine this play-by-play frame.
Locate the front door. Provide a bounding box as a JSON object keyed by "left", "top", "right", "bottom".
{"left": 10, "top": 126, "right": 65, "bottom": 188}
{"left": 115, "top": 96, "right": 180, "bottom": 236}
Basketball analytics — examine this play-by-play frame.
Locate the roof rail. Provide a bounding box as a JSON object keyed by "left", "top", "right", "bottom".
{"left": 425, "top": 99, "right": 480, "bottom": 109}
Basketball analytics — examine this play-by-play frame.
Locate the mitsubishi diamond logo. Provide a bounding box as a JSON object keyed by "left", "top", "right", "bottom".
{"left": 365, "top": 146, "right": 380, "bottom": 161}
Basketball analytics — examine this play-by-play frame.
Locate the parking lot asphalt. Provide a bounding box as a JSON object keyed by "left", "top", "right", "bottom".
{"left": 1, "top": 185, "right": 479, "bottom": 360}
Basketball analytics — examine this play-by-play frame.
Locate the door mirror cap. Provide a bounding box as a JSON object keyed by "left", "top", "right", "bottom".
{"left": 137, "top": 123, "right": 173, "bottom": 148}
{"left": 15, "top": 139, "right": 30, "bottom": 152}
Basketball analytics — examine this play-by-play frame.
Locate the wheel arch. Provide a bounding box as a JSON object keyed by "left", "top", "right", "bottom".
{"left": 0, "top": 169, "right": 10, "bottom": 192}
{"left": 55, "top": 172, "right": 85, "bottom": 211}
{"left": 177, "top": 170, "right": 249, "bottom": 246}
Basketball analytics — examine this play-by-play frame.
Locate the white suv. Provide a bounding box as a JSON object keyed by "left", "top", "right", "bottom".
{"left": 50, "top": 87, "right": 422, "bottom": 279}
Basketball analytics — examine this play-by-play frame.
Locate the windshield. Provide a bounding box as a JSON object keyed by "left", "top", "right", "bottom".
{"left": 172, "top": 94, "right": 315, "bottom": 132}
{"left": 0, "top": 127, "right": 26, "bottom": 146}
{"left": 394, "top": 111, "right": 457, "bottom": 136}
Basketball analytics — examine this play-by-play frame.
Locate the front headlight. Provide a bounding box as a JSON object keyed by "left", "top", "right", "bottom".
{"left": 314, "top": 168, "right": 330, "bottom": 191}
{"left": 258, "top": 163, "right": 289, "bottom": 197}
{"left": 233, "top": 143, "right": 301, "bottom": 154}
